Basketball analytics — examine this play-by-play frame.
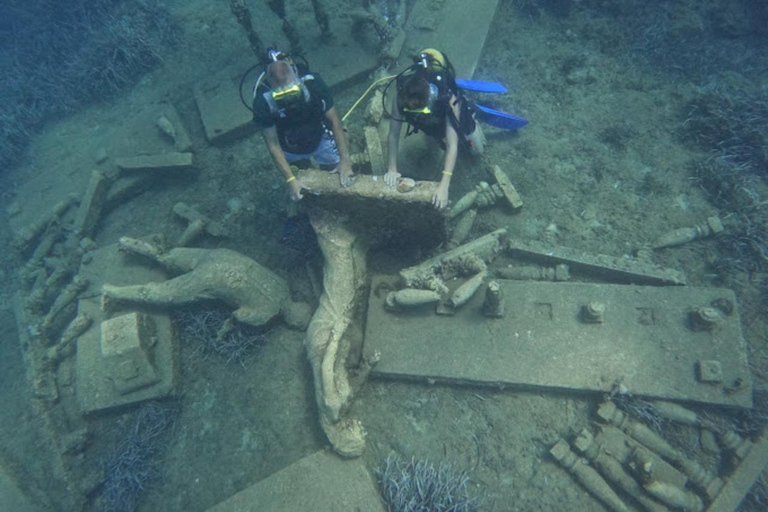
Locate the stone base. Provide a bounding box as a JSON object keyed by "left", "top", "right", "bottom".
{"left": 365, "top": 278, "right": 752, "bottom": 408}
{"left": 76, "top": 298, "right": 179, "bottom": 414}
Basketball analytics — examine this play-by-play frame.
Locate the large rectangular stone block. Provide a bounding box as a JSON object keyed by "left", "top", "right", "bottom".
{"left": 100, "top": 312, "right": 159, "bottom": 395}
{"left": 364, "top": 278, "right": 752, "bottom": 408}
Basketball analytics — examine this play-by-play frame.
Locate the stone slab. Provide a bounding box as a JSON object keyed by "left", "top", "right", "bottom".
{"left": 364, "top": 279, "right": 752, "bottom": 408}
{"left": 73, "top": 170, "right": 110, "bottom": 238}
{"left": 299, "top": 168, "right": 436, "bottom": 203}
{"left": 205, "top": 450, "right": 386, "bottom": 512}
{"left": 115, "top": 152, "right": 194, "bottom": 173}
{"left": 299, "top": 169, "right": 446, "bottom": 249}
{"left": 194, "top": 64, "right": 258, "bottom": 145}
{"left": 402, "top": 0, "right": 501, "bottom": 78}
{"left": 507, "top": 240, "right": 688, "bottom": 286}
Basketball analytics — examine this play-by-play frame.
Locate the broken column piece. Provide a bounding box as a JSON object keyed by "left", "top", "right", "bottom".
{"left": 172, "top": 202, "right": 228, "bottom": 247}
{"left": 228, "top": 0, "right": 266, "bottom": 59}
{"left": 265, "top": 0, "right": 302, "bottom": 53}
{"left": 643, "top": 481, "right": 703, "bottom": 512}
{"left": 310, "top": 0, "right": 332, "bottom": 38}
{"left": 597, "top": 401, "right": 723, "bottom": 499}
{"left": 40, "top": 275, "right": 90, "bottom": 338}
{"left": 448, "top": 190, "right": 479, "bottom": 219}
{"left": 385, "top": 289, "right": 441, "bottom": 310}
{"left": 716, "top": 430, "right": 752, "bottom": 463}
{"left": 449, "top": 270, "right": 487, "bottom": 309}
{"left": 582, "top": 301, "right": 606, "bottom": 324}
{"left": 447, "top": 209, "right": 476, "bottom": 249}
{"left": 652, "top": 216, "right": 723, "bottom": 250}
{"left": 400, "top": 229, "right": 506, "bottom": 288}
{"left": 646, "top": 400, "right": 715, "bottom": 430}
{"left": 156, "top": 104, "right": 192, "bottom": 152}
{"left": 573, "top": 429, "right": 669, "bottom": 512}
{"left": 482, "top": 280, "right": 505, "bottom": 318}
{"left": 550, "top": 439, "right": 630, "bottom": 512}
{"left": 705, "top": 433, "right": 768, "bottom": 512}
{"left": 690, "top": 306, "right": 724, "bottom": 331}
{"left": 44, "top": 312, "right": 92, "bottom": 367}
{"left": 15, "top": 193, "right": 79, "bottom": 252}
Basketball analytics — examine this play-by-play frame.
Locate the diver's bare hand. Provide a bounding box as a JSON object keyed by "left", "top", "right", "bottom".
{"left": 384, "top": 169, "right": 400, "bottom": 187}
{"left": 432, "top": 182, "right": 450, "bottom": 210}
{"left": 336, "top": 159, "right": 354, "bottom": 188}
{"left": 288, "top": 179, "right": 305, "bottom": 201}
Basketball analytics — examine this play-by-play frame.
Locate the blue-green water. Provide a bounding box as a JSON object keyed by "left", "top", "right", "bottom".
{"left": 1, "top": 1, "right": 767, "bottom": 511}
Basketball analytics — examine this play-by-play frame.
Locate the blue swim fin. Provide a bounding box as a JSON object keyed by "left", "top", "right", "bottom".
{"left": 456, "top": 78, "right": 508, "bottom": 94}
{"left": 475, "top": 103, "right": 529, "bottom": 130}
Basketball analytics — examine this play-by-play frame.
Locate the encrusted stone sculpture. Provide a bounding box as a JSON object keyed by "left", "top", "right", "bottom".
{"left": 305, "top": 209, "right": 371, "bottom": 457}
{"left": 101, "top": 237, "right": 289, "bottom": 327}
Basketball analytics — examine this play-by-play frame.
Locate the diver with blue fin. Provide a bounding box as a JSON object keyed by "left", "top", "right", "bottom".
{"left": 384, "top": 48, "right": 527, "bottom": 209}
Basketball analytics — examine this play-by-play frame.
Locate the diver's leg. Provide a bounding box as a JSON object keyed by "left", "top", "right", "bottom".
{"left": 312, "top": 131, "right": 340, "bottom": 171}
{"left": 466, "top": 118, "right": 486, "bottom": 156}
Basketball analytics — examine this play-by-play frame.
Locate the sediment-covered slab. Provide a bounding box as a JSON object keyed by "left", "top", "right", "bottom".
{"left": 299, "top": 169, "right": 436, "bottom": 202}
{"left": 403, "top": 0, "right": 501, "bottom": 78}
{"left": 205, "top": 450, "right": 386, "bottom": 512}
{"left": 194, "top": 64, "right": 257, "bottom": 145}
{"left": 116, "top": 152, "right": 194, "bottom": 173}
{"left": 364, "top": 278, "right": 752, "bottom": 408}
{"left": 73, "top": 170, "right": 110, "bottom": 238}
{"left": 507, "top": 240, "right": 687, "bottom": 286}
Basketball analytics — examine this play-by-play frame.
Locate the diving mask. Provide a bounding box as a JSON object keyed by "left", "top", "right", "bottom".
{"left": 271, "top": 82, "right": 303, "bottom": 103}
{"left": 401, "top": 83, "right": 439, "bottom": 115}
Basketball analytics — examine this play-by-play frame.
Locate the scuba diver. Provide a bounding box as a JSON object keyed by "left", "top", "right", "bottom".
{"left": 252, "top": 47, "right": 353, "bottom": 201}
{"left": 385, "top": 48, "right": 486, "bottom": 210}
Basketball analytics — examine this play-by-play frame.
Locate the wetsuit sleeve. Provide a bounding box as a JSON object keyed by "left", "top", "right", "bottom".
{"left": 252, "top": 95, "right": 274, "bottom": 130}
{"left": 310, "top": 75, "right": 334, "bottom": 112}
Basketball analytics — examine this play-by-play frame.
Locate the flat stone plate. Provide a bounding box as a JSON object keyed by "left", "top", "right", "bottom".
{"left": 402, "top": 0, "right": 501, "bottom": 78}
{"left": 205, "top": 450, "right": 386, "bottom": 512}
{"left": 364, "top": 278, "right": 752, "bottom": 408}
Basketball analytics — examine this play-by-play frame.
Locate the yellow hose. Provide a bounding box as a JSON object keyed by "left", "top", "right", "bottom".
{"left": 341, "top": 75, "right": 396, "bottom": 123}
